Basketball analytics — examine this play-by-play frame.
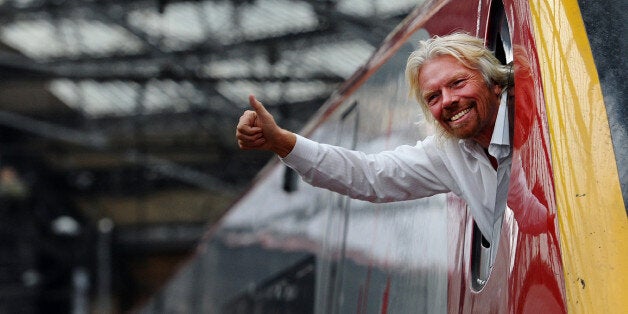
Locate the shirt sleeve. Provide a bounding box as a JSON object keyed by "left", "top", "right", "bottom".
{"left": 281, "top": 134, "right": 453, "bottom": 203}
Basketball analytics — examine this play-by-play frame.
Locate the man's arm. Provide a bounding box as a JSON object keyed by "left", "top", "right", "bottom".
{"left": 236, "top": 95, "right": 296, "bottom": 158}
{"left": 236, "top": 95, "right": 451, "bottom": 203}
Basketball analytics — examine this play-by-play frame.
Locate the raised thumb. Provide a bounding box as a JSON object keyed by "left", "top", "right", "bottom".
{"left": 249, "top": 95, "right": 270, "bottom": 117}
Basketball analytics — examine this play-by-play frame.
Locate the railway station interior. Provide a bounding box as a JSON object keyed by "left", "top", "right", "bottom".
{"left": 0, "top": 0, "right": 417, "bottom": 312}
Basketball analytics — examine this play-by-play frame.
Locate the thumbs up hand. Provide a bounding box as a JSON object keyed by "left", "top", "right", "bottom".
{"left": 236, "top": 95, "right": 296, "bottom": 157}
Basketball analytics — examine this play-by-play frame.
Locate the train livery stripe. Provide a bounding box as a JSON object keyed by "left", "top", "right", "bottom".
{"left": 529, "top": 0, "right": 628, "bottom": 312}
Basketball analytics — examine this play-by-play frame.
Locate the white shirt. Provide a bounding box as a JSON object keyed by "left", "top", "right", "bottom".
{"left": 282, "top": 93, "right": 512, "bottom": 238}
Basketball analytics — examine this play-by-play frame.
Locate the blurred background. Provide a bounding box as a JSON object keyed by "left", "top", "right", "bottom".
{"left": 0, "top": 0, "right": 417, "bottom": 312}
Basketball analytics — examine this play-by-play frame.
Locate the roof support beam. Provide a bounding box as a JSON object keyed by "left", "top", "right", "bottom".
{"left": 0, "top": 109, "right": 232, "bottom": 192}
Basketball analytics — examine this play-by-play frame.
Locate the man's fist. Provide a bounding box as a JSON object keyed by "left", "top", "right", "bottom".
{"left": 236, "top": 95, "right": 296, "bottom": 157}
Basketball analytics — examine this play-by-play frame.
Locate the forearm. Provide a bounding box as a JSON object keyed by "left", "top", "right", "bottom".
{"left": 272, "top": 129, "right": 297, "bottom": 158}
{"left": 282, "top": 135, "right": 449, "bottom": 202}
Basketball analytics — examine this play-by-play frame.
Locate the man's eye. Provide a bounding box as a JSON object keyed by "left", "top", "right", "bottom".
{"left": 452, "top": 79, "right": 466, "bottom": 87}
{"left": 426, "top": 94, "right": 439, "bottom": 106}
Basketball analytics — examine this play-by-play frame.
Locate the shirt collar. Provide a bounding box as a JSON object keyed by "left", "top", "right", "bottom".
{"left": 487, "top": 91, "right": 511, "bottom": 161}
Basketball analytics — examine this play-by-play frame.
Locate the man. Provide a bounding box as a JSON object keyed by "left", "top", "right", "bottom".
{"left": 236, "top": 33, "right": 512, "bottom": 238}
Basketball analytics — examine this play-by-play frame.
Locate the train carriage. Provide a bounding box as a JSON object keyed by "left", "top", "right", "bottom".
{"left": 139, "top": 0, "right": 627, "bottom": 312}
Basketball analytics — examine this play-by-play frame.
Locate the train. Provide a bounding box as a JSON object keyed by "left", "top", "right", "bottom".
{"left": 139, "top": 0, "right": 627, "bottom": 312}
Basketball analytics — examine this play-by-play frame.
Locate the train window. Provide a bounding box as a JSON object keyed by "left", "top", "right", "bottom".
{"left": 486, "top": 1, "right": 513, "bottom": 64}
{"left": 470, "top": 0, "right": 513, "bottom": 291}
{"left": 471, "top": 222, "right": 492, "bottom": 290}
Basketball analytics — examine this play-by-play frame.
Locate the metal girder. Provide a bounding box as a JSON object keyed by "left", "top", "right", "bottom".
{"left": 115, "top": 222, "right": 208, "bottom": 252}
{"left": 0, "top": 51, "right": 52, "bottom": 79}
{"left": 0, "top": 109, "right": 234, "bottom": 192}
{"left": 305, "top": 0, "right": 409, "bottom": 46}
{"left": 1, "top": 0, "right": 407, "bottom": 67}
{"left": 26, "top": 68, "right": 346, "bottom": 84}
{"left": 0, "top": 0, "right": 160, "bottom": 21}
{"left": 39, "top": 26, "right": 338, "bottom": 65}
{"left": 0, "top": 31, "right": 347, "bottom": 84}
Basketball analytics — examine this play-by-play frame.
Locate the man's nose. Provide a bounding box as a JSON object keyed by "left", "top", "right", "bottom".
{"left": 441, "top": 88, "right": 458, "bottom": 108}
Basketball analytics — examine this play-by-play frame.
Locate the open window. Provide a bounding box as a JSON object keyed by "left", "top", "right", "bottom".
{"left": 470, "top": 0, "right": 513, "bottom": 291}
{"left": 486, "top": 1, "right": 513, "bottom": 65}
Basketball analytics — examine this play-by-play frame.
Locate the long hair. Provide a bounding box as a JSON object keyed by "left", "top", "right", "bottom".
{"left": 405, "top": 33, "right": 512, "bottom": 140}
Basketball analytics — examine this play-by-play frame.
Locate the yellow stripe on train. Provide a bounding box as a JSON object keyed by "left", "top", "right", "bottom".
{"left": 529, "top": 0, "right": 628, "bottom": 312}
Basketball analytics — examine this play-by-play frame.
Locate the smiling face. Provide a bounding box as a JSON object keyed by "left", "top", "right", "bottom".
{"left": 418, "top": 55, "right": 502, "bottom": 147}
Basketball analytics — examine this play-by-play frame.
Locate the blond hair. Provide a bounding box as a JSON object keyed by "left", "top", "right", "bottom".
{"left": 405, "top": 33, "right": 511, "bottom": 139}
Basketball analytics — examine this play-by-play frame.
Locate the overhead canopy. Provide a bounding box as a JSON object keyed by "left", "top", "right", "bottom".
{"left": 0, "top": 0, "right": 417, "bottom": 199}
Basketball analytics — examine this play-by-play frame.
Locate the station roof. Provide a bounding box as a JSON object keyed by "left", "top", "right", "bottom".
{"left": 0, "top": 0, "right": 420, "bottom": 309}
{"left": 0, "top": 0, "right": 418, "bottom": 241}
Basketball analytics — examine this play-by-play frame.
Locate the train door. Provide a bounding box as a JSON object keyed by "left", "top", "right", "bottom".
{"left": 316, "top": 102, "right": 359, "bottom": 314}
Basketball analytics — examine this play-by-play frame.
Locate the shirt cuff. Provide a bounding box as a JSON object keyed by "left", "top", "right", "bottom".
{"left": 281, "top": 134, "right": 319, "bottom": 167}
